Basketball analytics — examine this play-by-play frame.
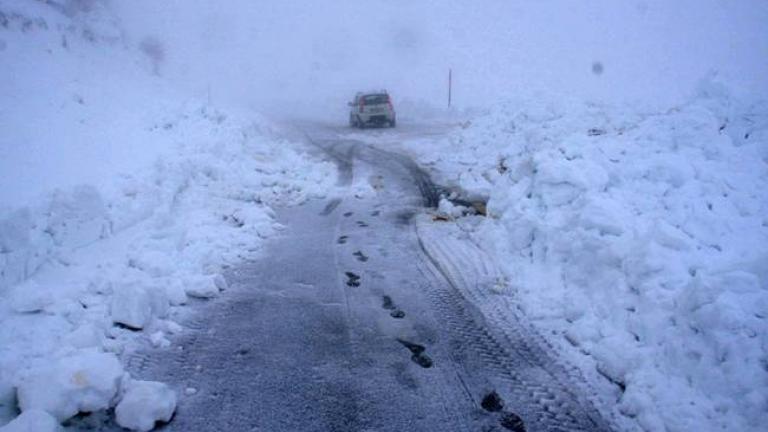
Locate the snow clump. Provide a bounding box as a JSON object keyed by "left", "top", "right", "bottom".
{"left": 115, "top": 380, "right": 177, "bottom": 432}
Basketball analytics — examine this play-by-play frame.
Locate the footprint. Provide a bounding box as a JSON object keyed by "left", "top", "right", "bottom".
{"left": 382, "top": 295, "right": 395, "bottom": 310}
{"left": 481, "top": 391, "right": 504, "bottom": 412}
{"left": 337, "top": 235, "right": 348, "bottom": 244}
{"left": 356, "top": 221, "right": 369, "bottom": 227}
{"left": 499, "top": 412, "right": 526, "bottom": 432}
{"left": 397, "top": 339, "right": 433, "bottom": 368}
{"left": 320, "top": 198, "right": 341, "bottom": 216}
{"left": 382, "top": 296, "right": 405, "bottom": 318}
{"left": 371, "top": 210, "right": 380, "bottom": 216}
{"left": 398, "top": 339, "right": 425, "bottom": 355}
{"left": 345, "top": 271, "right": 361, "bottom": 287}
{"left": 353, "top": 251, "right": 369, "bottom": 262}
{"left": 343, "top": 211, "right": 353, "bottom": 217}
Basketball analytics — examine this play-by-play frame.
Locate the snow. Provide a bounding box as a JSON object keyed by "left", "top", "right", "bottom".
{"left": 16, "top": 349, "right": 123, "bottom": 422}
{"left": 115, "top": 380, "right": 177, "bottom": 432}
{"left": 402, "top": 83, "right": 768, "bottom": 431}
{"left": 0, "top": 410, "right": 61, "bottom": 432}
{"left": 183, "top": 275, "right": 223, "bottom": 299}
{"left": 437, "top": 197, "right": 470, "bottom": 220}
{"left": 0, "top": 2, "right": 334, "bottom": 428}
{"left": 110, "top": 284, "right": 155, "bottom": 330}
{"left": 2, "top": 0, "right": 766, "bottom": 430}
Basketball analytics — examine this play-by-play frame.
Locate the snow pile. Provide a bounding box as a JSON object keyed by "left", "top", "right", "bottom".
{"left": 410, "top": 85, "right": 768, "bottom": 431}
{"left": 0, "top": 1, "right": 334, "bottom": 429}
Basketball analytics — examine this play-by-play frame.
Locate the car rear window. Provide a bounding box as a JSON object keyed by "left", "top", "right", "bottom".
{"left": 362, "top": 94, "right": 389, "bottom": 104}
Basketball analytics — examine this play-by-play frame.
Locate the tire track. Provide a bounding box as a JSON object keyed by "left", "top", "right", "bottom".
{"left": 415, "top": 220, "right": 617, "bottom": 431}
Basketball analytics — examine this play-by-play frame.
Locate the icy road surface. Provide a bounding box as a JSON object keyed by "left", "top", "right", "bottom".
{"left": 70, "top": 123, "right": 617, "bottom": 432}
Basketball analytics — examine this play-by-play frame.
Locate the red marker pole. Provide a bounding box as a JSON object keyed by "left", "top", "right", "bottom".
{"left": 448, "top": 68, "right": 452, "bottom": 107}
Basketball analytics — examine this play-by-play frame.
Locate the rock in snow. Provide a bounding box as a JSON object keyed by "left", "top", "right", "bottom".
{"left": 115, "top": 380, "right": 177, "bottom": 432}
{"left": 16, "top": 349, "right": 124, "bottom": 422}
{"left": 0, "top": 409, "right": 61, "bottom": 432}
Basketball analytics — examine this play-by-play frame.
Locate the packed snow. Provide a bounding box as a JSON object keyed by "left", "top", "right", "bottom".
{"left": 400, "top": 83, "right": 768, "bottom": 431}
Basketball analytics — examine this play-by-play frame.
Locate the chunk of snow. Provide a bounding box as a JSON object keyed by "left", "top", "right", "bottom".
{"left": 145, "top": 285, "right": 170, "bottom": 320}
{"left": 63, "top": 324, "right": 103, "bottom": 350}
{"left": 16, "top": 349, "right": 124, "bottom": 422}
{"left": 45, "top": 186, "right": 110, "bottom": 248}
{"left": 437, "top": 198, "right": 467, "bottom": 219}
{"left": 0, "top": 409, "right": 61, "bottom": 432}
{"left": 164, "top": 280, "right": 188, "bottom": 306}
{"left": 115, "top": 380, "right": 176, "bottom": 432}
{"left": 162, "top": 320, "right": 183, "bottom": 335}
{"left": 111, "top": 284, "right": 153, "bottom": 330}
{"left": 183, "top": 275, "right": 220, "bottom": 299}
{"left": 8, "top": 282, "right": 53, "bottom": 313}
{"left": 149, "top": 331, "right": 170, "bottom": 348}
{"left": 127, "top": 250, "right": 174, "bottom": 278}
{"left": 212, "top": 273, "right": 228, "bottom": 291}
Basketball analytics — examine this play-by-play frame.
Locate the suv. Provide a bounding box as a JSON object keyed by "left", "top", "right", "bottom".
{"left": 348, "top": 91, "right": 396, "bottom": 128}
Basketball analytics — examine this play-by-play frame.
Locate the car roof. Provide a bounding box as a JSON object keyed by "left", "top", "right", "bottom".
{"left": 356, "top": 90, "right": 388, "bottom": 96}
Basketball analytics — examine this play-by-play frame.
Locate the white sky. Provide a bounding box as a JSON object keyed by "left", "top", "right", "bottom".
{"left": 113, "top": 0, "right": 768, "bottom": 112}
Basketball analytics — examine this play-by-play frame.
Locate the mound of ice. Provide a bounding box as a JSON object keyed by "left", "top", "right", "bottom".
{"left": 115, "top": 380, "right": 177, "bottom": 432}
{"left": 16, "top": 349, "right": 124, "bottom": 422}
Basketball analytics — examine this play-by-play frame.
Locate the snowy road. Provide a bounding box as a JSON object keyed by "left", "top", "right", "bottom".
{"left": 70, "top": 123, "right": 616, "bottom": 432}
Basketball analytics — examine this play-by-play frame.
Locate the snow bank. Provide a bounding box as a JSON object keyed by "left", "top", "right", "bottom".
{"left": 407, "top": 84, "right": 768, "bottom": 431}
{"left": 0, "top": 1, "right": 334, "bottom": 428}
{"left": 0, "top": 103, "right": 333, "bottom": 426}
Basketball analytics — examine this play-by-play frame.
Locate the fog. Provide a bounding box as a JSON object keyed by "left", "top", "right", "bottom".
{"left": 114, "top": 0, "right": 768, "bottom": 116}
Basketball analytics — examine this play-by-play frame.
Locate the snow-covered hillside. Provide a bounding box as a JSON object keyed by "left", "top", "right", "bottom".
{"left": 0, "top": 2, "right": 333, "bottom": 430}
{"left": 406, "top": 85, "right": 768, "bottom": 431}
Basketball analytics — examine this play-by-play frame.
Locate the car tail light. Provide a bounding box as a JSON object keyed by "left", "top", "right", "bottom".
{"left": 359, "top": 98, "right": 365, "bottom": 113}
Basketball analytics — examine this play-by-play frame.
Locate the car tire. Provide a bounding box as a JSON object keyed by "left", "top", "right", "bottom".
{"left": 389, "top": 119, "right": 396, "bottom": 128}
{"left": 357, "top": 116, "right": 365, "bottom": 129}
{"left": 349, "top": 115, "right": 357, "bottom": 127}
